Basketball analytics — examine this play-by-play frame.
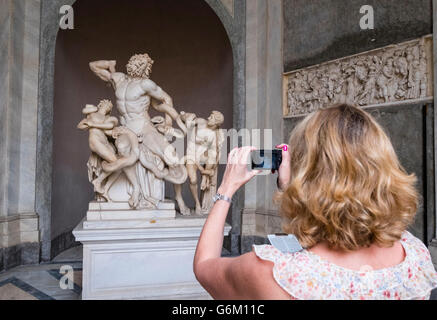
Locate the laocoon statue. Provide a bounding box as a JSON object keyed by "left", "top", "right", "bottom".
{"left": 86, "top": 54, "right": 191, "bottom": 213}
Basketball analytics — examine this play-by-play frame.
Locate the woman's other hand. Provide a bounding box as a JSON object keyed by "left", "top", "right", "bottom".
{"left": 217, "top": 147, "right": 261, "bottom": 198}
{"left": 275, "top": 144, "right": 291, "bottom": 191}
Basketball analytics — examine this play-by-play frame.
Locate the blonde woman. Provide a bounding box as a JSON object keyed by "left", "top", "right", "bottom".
{"left": 193, "top": 104, "right": 437, "bottom": 300}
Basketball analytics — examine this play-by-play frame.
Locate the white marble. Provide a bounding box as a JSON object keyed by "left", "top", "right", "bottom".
{"left": 180, "top": 111, "right": 224, "bottom": 215}
{"left": 84, "top": 56, "right": 188, "bottom": 212}
{"left": 88, "top": 200, "right": 175, "bottom": 211}
{"left": 86, "top": 200, "right": 176, "bottom": 221}
{"left": 242, "top": 0, "right": 284, "bottom": 238}
{"left": 87, "top": 209, "right": 176, "bottom": 222}
{"left": 0, "top": 213, "right": 39, "bottom": 247}
{"left": 74, "top": 217, "right": 231, "bottom": 300}
{"left": 284, "top": 36, "right": 432, "bottom": 117}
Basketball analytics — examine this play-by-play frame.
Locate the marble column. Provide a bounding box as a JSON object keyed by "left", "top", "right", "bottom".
{"left": 241, "top": 0, "right": 283, "bottom": 252}
{"left": 0, "top": 0, "right": 41, "bottom": 270}
{"left": 0, "top": 0, "right": 11, "bottom": 220}
{"left": 205, "top": 0, "right": 247, "bottom": 255}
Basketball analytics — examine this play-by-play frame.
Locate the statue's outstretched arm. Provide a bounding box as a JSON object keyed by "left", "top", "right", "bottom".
{"left": 86, "top": 122, "right": 116, "bottom": 130}
{"left": 89, "top": 60, "right": 117, "bottom": 83}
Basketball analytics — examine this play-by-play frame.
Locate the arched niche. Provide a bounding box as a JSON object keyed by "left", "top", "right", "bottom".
{"left": 37, "top": 0, "right": 246, "bottom": 261}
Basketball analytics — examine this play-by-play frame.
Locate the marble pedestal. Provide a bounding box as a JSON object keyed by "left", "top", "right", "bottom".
{"left": 73, "top": 202, "right": 231, "bottom": 300}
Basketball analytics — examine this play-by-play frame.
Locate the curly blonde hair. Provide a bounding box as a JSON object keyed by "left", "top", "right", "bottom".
{"left": 278, "top": 104, "right": 418, "bottom": 251}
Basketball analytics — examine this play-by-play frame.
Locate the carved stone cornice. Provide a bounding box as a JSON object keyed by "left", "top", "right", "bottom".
{"left": 284, "top": 35, "right": 433, "bottom": 117}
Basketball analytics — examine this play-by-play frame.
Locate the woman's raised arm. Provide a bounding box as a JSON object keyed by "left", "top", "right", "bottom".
{"left": 193, "top": 147, "right": 260, "bottom": 298}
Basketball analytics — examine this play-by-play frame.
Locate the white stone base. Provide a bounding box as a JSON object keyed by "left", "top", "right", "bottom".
{"left": 73, "top": 213, "right": 231, "bottom": 300}
{"left": 87, "top": 200, "right": 176, "bottom": 221}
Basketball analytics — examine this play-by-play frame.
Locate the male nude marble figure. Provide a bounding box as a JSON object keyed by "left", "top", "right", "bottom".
{"left": 180, "top": 111, "right": 225, "bottom": 214}
{"left": 89, "top": 54, "right": 190, "bottom": 213}
{"left": 77, "top": 100, "right": 119, "bottom": 200}
{"left": 78, "top": 100, "right": 152, "bottom": 208}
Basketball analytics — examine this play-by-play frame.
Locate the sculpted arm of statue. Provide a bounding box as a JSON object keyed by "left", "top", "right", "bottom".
{"left": 89, "top": 60, "right": 125, "bottom": 88}
{"left": 144, "top": 80, "right": 188, "bottom": 135}
{"left": 77, "top": 118, "right": 89, "bottom": 131}
{"left": 89, "top": 60, "right": 115, "bottom": 81}
{"left": 85, "top": 117, "right": 119, "bottom": 131}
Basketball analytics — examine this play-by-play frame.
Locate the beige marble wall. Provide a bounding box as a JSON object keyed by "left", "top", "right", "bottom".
{"left": 18, "top": 0, "right": 40, "bottom": 215}
{"left": 0, "top": 214, "right": 39, "bottom": 248}
{"left": 0, "top": 0, "right": 11, "bottom": 219}
{"left": 0, "top": 0, "right": 41, "bottom": 248}
{"left": 242, "top": 0, "right": 284, "bottom": 240}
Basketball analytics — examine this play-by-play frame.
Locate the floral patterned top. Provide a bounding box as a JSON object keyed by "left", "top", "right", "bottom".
{"left": 253, "top": 231, "right": 437, "bottom": 300}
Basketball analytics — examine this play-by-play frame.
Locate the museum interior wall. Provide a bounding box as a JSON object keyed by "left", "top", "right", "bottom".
{"left": 51, "top": 0, "right": 234, "bottom": 258}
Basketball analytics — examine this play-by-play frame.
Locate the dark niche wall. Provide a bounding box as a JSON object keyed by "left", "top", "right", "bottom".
{"left": 284, "top": 0, "right": 432, "bottom": 72}
{"left": 51, "top": 0, "right": 233, "bottom": 247}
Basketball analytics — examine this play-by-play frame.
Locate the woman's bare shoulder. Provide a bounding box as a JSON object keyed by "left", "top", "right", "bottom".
{"left": 230, "top": 251, "right": 291, "bottom": 300}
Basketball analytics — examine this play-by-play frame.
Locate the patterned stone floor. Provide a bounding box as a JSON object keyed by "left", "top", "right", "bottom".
{"left": 0, "top": 246, "right": 83, "bottom": 300}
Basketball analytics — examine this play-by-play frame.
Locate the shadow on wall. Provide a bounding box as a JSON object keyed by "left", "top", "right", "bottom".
{"left": 51, "top": 0, "right": 233, "bottom": 257}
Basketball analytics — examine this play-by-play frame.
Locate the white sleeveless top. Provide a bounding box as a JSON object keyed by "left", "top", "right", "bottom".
{"left": 253, "top": 231, "right": 437, "bottom": 300}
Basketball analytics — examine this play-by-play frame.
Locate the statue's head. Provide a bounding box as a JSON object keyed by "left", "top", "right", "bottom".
{"left": 397, "top": 57, "right": 408, "bottom": 75}
{"left": 126, "top": 54, "right": 154, "bottom": 79}
{"left": 355, "top": 63, "right": 367, "bottom": 81}
{"left": 97, "top": 99, "right": 113, "bottom": 114}
{"left": 207, "top": 111, "right": 224, "bottom": 128}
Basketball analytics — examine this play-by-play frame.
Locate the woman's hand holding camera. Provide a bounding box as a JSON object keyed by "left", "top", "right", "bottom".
{"left": 217, "top": 147, "right": 261, "bottom": 199}
{"left": 217, "top": 144, "right": 291, "bottom": 199}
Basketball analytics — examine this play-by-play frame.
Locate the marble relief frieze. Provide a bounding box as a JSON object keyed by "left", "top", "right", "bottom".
{"left": 284, "top": 36, "right": 433, "bottom": 117}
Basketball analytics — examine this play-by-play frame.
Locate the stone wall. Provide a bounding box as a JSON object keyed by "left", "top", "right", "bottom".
{"left": 0, "top": 0, "right": 41, "bottom": 270}
{"left": 284, "top": 0, "right": 432, "bottom": 72}
{"left": 240, "top": 0, "right": 283, "bottom": 252}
